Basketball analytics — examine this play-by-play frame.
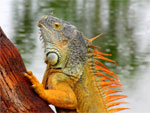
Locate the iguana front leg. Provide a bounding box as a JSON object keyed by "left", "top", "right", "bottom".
{"left": 24, "top": 71, "right": 77, "bottom": 109}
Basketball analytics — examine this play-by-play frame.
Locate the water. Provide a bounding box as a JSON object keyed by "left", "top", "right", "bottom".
{"left": 1, "top": 0, "right": 150, "bottom": 113}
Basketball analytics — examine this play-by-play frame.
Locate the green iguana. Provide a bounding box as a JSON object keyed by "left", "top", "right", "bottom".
{"left": 24, "top": 15, "right": 128, "bottom": 113}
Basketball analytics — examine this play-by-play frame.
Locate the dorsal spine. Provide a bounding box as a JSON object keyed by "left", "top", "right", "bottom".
{"left": 87, "top": 42, "right": 128, "bottom": 113}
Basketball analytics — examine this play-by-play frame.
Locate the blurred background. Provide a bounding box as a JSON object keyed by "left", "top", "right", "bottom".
{"left": 0, "top": 0, "right": 150, "bottom": 113}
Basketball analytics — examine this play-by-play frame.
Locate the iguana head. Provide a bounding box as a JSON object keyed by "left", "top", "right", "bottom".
{"left": 38, "top": 15, "right": 88, "bottom": 77}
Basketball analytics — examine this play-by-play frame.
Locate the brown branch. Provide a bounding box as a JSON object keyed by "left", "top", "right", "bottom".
{"left": 0, "top": 27, "right": 54, "bottom": 113}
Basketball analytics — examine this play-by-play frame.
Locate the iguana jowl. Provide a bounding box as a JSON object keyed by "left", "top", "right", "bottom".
{"left": 24, "top": 15, "right": 128, "bottom": 113}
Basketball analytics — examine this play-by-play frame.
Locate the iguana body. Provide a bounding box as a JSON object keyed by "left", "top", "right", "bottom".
{"left": 24, "top": 15, "right": 128, "bottom": 113}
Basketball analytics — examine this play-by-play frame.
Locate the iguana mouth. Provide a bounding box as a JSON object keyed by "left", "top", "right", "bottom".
{"left": 38, "top": 23, "right": 53, "bottom": 45}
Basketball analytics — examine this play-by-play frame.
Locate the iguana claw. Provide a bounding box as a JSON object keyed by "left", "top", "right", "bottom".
{"left": 24, "top": 71, "right": 40, "bottom": 85}
{"left": 24, "top": 71, "right": 45, "bottom": 96}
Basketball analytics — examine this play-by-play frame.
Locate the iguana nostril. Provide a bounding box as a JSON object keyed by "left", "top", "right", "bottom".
{"left": 37, "top": 21, "right": 42, "bottom": 27}
{"left": 47, "top": 52, "right": 59, "bottom": 66}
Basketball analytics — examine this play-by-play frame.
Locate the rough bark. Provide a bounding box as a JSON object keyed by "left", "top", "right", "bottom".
{"left": 0, "top": 27, "right": 54, "bottom": 113}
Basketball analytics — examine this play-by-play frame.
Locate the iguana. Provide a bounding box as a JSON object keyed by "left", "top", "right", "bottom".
{"left": 24, "top": 15, "right": 128, "bottom": 113}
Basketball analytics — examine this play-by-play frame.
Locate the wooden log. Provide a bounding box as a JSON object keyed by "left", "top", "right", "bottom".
{"left": 0, "top": 27, "right": 54, "bottom": 113}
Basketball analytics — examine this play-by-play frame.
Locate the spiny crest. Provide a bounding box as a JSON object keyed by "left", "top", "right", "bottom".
{"left": 88, "top": 34, "right": 129, "bottom": 113}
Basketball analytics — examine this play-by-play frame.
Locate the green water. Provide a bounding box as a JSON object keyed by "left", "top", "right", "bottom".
{"left": 1, "top": 0, "right": 150, "bottom": 113}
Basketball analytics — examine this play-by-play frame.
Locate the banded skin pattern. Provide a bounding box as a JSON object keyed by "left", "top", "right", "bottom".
{"left": 24, "top": 15, "right": 128, "bottom": 113}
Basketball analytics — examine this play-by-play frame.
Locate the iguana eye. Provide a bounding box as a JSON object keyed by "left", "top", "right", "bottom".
{"left": 53, "top": 22, "right": 62, "bottom": 30}
{"left": 47, "top": 52, "right": 59, "bottom": 66}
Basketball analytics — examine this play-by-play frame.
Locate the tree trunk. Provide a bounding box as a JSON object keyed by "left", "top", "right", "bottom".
{"left": 0, "top": 27, "right": 54, "bottom": 113}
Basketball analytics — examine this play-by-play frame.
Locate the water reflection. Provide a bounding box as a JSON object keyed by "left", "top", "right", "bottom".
{"left": 12, "top": 0, "right": 36, "bottom": 64}
{"left": 2, "top": 0, "right": 149, "bottom": 112}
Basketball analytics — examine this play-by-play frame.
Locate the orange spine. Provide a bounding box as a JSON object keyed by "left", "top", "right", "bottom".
{"left": 88, "top": 34, "right": 128, "bottom": 113}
